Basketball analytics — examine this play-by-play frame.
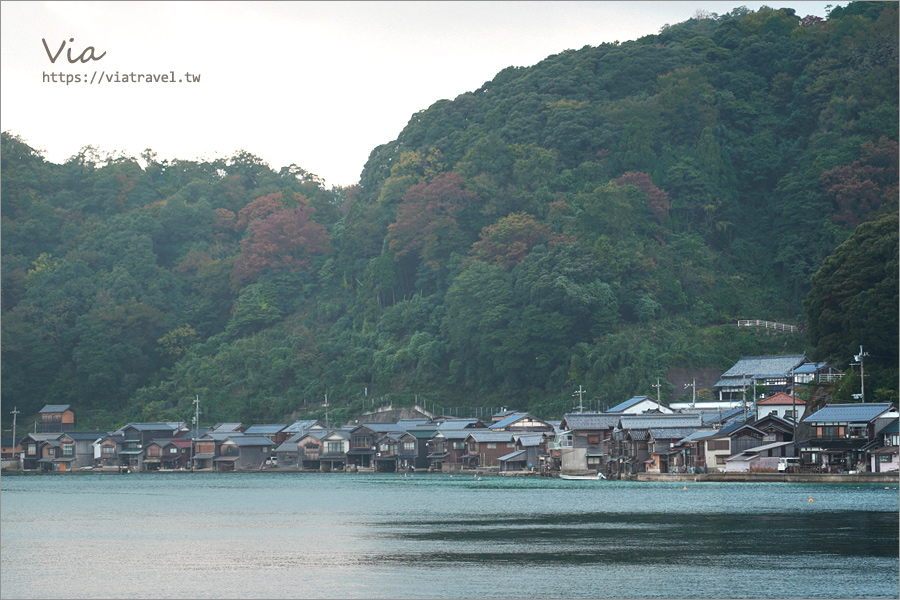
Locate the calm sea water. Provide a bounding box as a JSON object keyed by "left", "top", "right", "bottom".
{"left": 1, "top": 473, "right": 897, "bottom": 599}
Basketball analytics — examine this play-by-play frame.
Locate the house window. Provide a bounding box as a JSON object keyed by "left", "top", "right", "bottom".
{"left": 169, "top": 447, "right": 178, "bottom": 454}
{"left": 507, "top": 442, "right": 515, "bottom": 448}
{"left": 352, "top": 436, "right": 370, "bottom": 448}
{"left": 379, "top": 443, "right": 390, "bottom": 452}
{"left": 48, "top": 448, "right": 55, "bottom": 456}
{"left": 847, "top": 426, "right": 866, "bottom": 438}
{"left": 453, "top": 441, "right": 465, "bottom": 450}
{"left": 487, "top": 443, "right": 497, "bottom": 449}
{"left": 403, "top": 442, "right": 415, "bottom": 452}
{"left": 588, "top": 435, "right": 600, "bottom": 445}
{"left": 62, "top": 443, "right": 74, "bottom": 457}
{"left": 326, "top": 442, "right": 343, "bottom": 454}
{"left": 709, "top": 440, "right": 729, "bottom": 451}
{"left": 822, "top": 426, "right": 841, "bottom": 438}
{"left": 27, "top": 443, "right": 37, "bottom": 456}
{"left": 102, "top": 446, "right": 115, "bottom": 456}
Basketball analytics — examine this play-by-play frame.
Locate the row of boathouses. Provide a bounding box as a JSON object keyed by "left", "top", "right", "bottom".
{"left": 5, "top": 397, "right": 898, "bottom": 477}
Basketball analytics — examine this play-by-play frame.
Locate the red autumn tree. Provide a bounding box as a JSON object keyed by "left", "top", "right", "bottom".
{"left": 234, "top": 203, "right": 329, "bottom": 285}
{"left": 615, "top": 171, "right": 670, "bottom": 223}
{"left": 822, "top": 137, "right": 898, "bottom": 228}
{"left": 235, "top": 192, "right": 291, "bottom": 231}
{"left": 471, "top": 212, "right": 551, "bottom": 267}
{"left": 387, "top": 172, "right": 479, "bottom": 270}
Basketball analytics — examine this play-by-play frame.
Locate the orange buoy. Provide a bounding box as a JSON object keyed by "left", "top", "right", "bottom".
{"left": 809, "top": 497, "right": 814, "bottom": 502}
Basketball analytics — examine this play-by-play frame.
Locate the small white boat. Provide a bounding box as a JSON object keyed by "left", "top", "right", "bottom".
{"left": 559, "top": 472, "right": 606, "bottom": 480}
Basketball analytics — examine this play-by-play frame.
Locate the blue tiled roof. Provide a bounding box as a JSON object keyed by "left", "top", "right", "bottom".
{"left": 608, "top": 396, "right": 651, "bottom": 413}
{"left": 792, "top": 362, "right": 826, "bottom": 374}
{"left": 490, "top": 413, "right": 527, "bottom": 429}
{"left": 39, "top": 404, "right": 71, "bottom": 413}
{"left": 243, "top": 424, "right": 287, "bottom": 435}
{"left": 223, "top": 436, "right": 275, "bottom": 447}
{"left": 802, "top": 403, "right": 895, "bottom": 424}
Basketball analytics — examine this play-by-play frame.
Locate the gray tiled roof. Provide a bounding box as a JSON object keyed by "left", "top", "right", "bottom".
{"left": 283, "top": 420, "right": 320, "bottom": 434}
{"left": 648, "top": 427, "right": 699, "bottom": 440}
{"left": 209, "top": 423, "right": 244, "bottom": 433}
{"left": 674, "top": 429, "right": 718, "bottom": 444}
{"left": 39, "top": 404, "right": 71, "bottom": 413}
{"left": 223, "top": 436, "right": 275, "bottom": 447}
{"left": 802, "top": 403, "right": 895, "bottom": 424}
{"left": 64, "top": 431, "right": 106, "bottom": 441}
{"left": 619, "top": 414, "right": 702, "bottom": 429}
{"left": 117, "top": 423, "right": 179, "bottom": 434}
{"left": 362, "top": 423, "right": 406, "bottom": 433}
{"left": 562, "top": 413, "right": 620, "bottom": 431}
{"left": 515, "top": 434, "right": 544, "bottom": 447}
{"left": 498, "top": 450, "right": 526, "bottom": 462}
{"left": 437, "top": 419, "right": 483, "bottom": 430}
{"left": 432, "top": 429, "right": 474, "bottom": 440}
{"left": 396, "top": 419, "right": 431, "bottom": 429}
{"left": 716, "top": 355, "right": 806, "bottom": 387}
{"left": 468, "top": 431, "right": 515, "bottom": 443}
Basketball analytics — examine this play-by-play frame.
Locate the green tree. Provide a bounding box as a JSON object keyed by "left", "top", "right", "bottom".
{"left": 803, "top": 211, "right": 898, "bottom": 395}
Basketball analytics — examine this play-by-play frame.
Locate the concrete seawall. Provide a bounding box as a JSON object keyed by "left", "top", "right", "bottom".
{"left": 635, "top": 472, "right": 899, "bottom": 484}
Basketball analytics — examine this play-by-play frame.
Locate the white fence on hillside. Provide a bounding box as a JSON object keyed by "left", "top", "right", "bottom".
{"left": 737, "top": 320, "right": 800, "bottom": 333}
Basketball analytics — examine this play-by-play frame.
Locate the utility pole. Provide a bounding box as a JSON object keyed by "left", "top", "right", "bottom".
{"left": 191, "top": 395, "right": 199, "bottom": 471}
{"left": 324, "top": 394, "right": 329, "bottom": 429}
{"left": 852, "top": 346, "right": 868, "bottom": 402}
{"left": 10, "top": 406, "right": 19, "bottom": 460}
{"left": 573, "top": 385, "right": 585, "bottom": 413}
{"left": 652, "top": 379, "right": 662, "bottom": 408}
{"left": 741, "top": 373, "right": 748, "bottom": 421}
{"left": 684, "top": 379, "right": 696, "bottom": 410}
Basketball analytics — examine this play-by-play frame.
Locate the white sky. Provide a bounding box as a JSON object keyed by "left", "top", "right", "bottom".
{"left": 1, "top": 1, "right": 842, "bottom": 188}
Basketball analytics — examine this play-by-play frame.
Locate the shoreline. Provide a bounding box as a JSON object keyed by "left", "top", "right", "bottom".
{"left": 3, "top": 467, "right": 898, "bottom": 484}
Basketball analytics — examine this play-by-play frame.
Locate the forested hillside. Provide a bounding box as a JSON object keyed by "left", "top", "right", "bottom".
{"left": 2, "top": 3, "right": 897, "bottom": 429}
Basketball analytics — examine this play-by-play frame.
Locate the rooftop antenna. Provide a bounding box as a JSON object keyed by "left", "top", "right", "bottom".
{"left": 573, "top": 385, "right": 585, "bottom": 413}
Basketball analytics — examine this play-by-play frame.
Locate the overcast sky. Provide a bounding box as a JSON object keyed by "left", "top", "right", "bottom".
{"left": 1, "top": 1, "right": 843, "bottom": 188}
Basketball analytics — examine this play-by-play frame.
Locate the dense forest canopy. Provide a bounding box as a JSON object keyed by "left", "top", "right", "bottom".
{"left": 2, "top": 2, "right": 897, "bottom": 430}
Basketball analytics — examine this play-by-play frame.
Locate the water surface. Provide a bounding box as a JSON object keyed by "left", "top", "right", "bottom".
{"left": 2, "top": 473, "right": 897, "bottom": 599}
